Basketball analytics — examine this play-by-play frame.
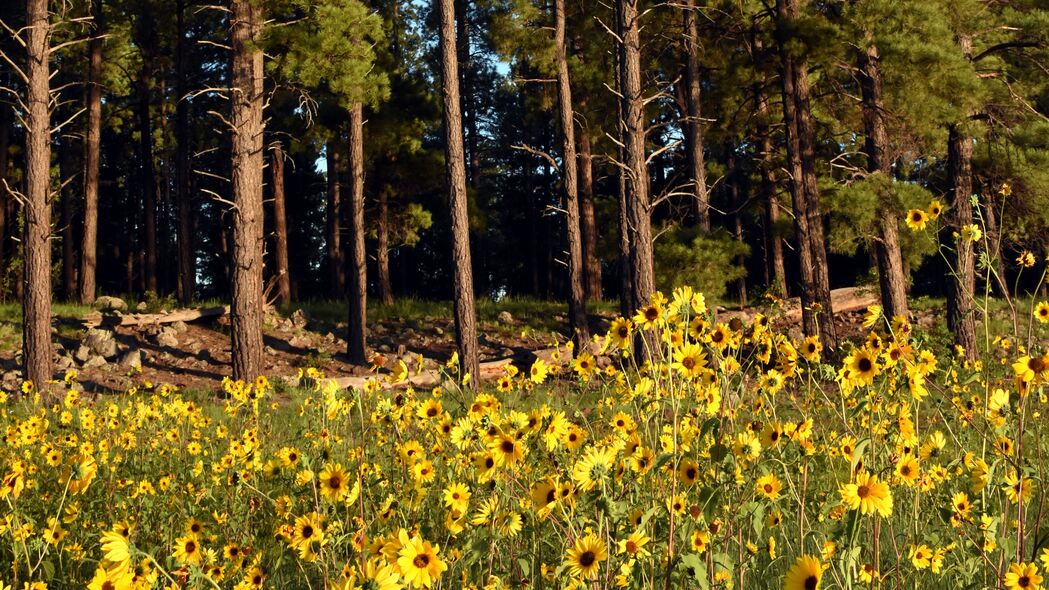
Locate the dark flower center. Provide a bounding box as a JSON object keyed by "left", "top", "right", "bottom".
{"left": 413, "top": 554, "right": 430, "bottom": 568}
{"left": 579, "top": 551, "right": 596, "bottom": 567}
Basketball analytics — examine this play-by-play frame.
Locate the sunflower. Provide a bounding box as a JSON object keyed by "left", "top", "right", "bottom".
{"left": 756, "top": 474, "right": 782, "bottom": 500}
{"left": 1005, "top": 562, "right": 1044, "bottom": 590}
{"left": 927, "top": 199, "right": 944, "bottom": 219}
{"left": 396, "top": 531, "right": 447, "bottom": 588}
{"left": 529, "top": 359, "right": 549, "bottom": 384}
{"left": 100, "top": 528, "right": 132, "bottom": 572}
{"left": 318, "top": 463, "right": 351, "bottom": 503}
{"left": 784, "top": 555, "right": 822, "bottom": 590}
{"left": 633, "top": 299, "right": 664, "bottom": 330}
{"left": 571, "top": 352, "right": 597, "bottom": 379}
{"left": 618, "top": 530, "right": 651, "bottom": 558}
{"left": 905, "top": 209, "right": 928, "bottom": 231}
{"left": 678, "top": 459, "right": 700, "bottom": 486}
{"left": 1035, "top": 302, "right": 1049, "bottom": 324}
{"left": 707, "top": 323, "right": 732, "bottom": 350}
{"left": 607, "top": 318, "right": 633, "bottom": 350}
{"left": 565, "top": 533, "right": 607, "bottom": 581}
{"left": 291, "top": 513, "right": 324, "bottom": 549}
{"left": 488, "top": 433, "right": 524, "bottom": 467}
{"left": 839, "top": 471, "right": 892, "bottom": 517}
{"left": 442, "top": 483, "right": 471, "bottom": 514}
{"left": 530, "top": 479, "right": 559, "bottom": 515}
{"left": 672, "top": 342, "right": 708, "bottom": 379}
{"left": 895, "top": 456, "right": 920, "bottom": 485}
{"left": 87, "top": 565, "right": 134, "bottom": 590}
{"left": 848, "top": 347, "right": 880, "bottom": 386}
{"left": 172, "top": 534, "right": 203, "bottom": 566}
{"left": 358, "top": 558, "right": 402, "bottom": 590}
{"left": 800, "top": 336, "right": 821, "bottom": 362}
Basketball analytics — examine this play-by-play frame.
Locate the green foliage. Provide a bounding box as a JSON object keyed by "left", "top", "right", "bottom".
{"left": 654, "top": 226, "right": 748, "bottom": 301}
{"left": 823, "top": 173, "right": 939, "bottom": 271}
{"left": 268, "top": 0, "right": 388, "bottom": 108}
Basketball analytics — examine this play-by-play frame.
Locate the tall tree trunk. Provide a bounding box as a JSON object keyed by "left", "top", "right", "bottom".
{"left": 175, "top": 0, "right": 194, "bottom": 305}
{"left": 618, "top": 0, "right": 654, "bottom": 315}
{"left": 326, "top": 137, "right": 345, "bottom": 297}
{"left": 24, "top": 0, "right": 54, "bottom": 389}
{"left": 755, "top": 79, "right": 787, "bottom": 297}
{"left": 346, "top": 103, "right": 368, "bottom": 364}
{"left": 554, "top": 0, "right": 589, "bottom": 348}
{"left": 230, "top": 0, "right": 265, "bottom": 381}
{"left": 377, "top": 186, "right": 394, "bottom": 305}
{"left": 726, "top": 143, "right": 747, "bottom": 306}
{"left": 59, "top": 136, "right": 76, "bottom": 299}
{"left": 438, "top": 0, "right": 480, "bottom": 381}
{"left": 776, "top": 0, "right": 835, "bottom": 349}
{"left": 683, "top": 0, "right": 709, "bottom": 230}
{"left": 80, "top": 0, "right": 103, "bottom": 305}
{"left": 578, "top": 124, "right": 602, "bottom": 301}
{"left": 859, "top": 42, "right": 909, "bottom": 320}
{"left": 138, "top": 43, "right": 158, "bottom": 294}
{"left": 946, "top": 124, "right": 977, "bottom": 359}
{"left": 0, "top": 97, "right": 9, "bottom": 290}
{"left": 454, "top": 0, "right": 480, "bottom": 190}
{"left": 269, "top": 141, "right": 291, "bottom": 306}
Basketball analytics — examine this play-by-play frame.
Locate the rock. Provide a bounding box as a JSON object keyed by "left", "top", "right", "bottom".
{"left": 171, "top": 320, "right": 189, "bottom": 333}
{"left": 2, "top": 371, "right": 21, "bottom": 391}
{"left": 120, "top": 349, "right": 142, "bottom": 368}
{"left": 56, "top": 355, "right": 76, "bottom": 370}
{"left": 264, "top": 346, "right": 277, "bottom": 355}
{"left": 499, "top": 348, "right": 515, "bottom": 358}
{"left": 290, "top": 309, "right": 309, "bottom": 329}
{"left": 497, "top": 311, "right": 514, "bottom": 324}
{"left": 136, "top": 302, "right": 147, "bottom": 312}
{"left": 155, "top": 328, "right": 179, "bottom": 349}
{"left": 84, "top": 328, "right": 118, "bottom": 359}
{"left": 378, "top": 343, "right": 392, "bottom": 353}
{"left": 74, "top": 345, "right": 91, "bottom": 364}
{"left": 94, "top": 296, "right": 128, "bottom": 312}
{"left": 324, "top": 332, "right": 336, "bottom": 343}
{"left": 83, "top": 355, "right": 108, "bottom": 369}
{"left": 433, "top": 327, "right": 444, "bottom": 336}
{"left": 288, "top": 335, "right": 312, "bottom": 349}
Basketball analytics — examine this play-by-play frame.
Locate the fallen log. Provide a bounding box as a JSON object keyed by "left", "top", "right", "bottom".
{"left": 80, "top": 305, "right": 230, "bottom": 329}
{"left": 717, "top": 287, "right": 879, "bottom": 324}
{"left": 283, "top": 348, "right": 560, "bottom": 391}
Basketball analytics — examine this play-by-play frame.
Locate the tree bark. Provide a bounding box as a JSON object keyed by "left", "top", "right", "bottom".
{"left": 438, "top": 0, "right": 481, "bottom": 381}
{"left": 137, "top": 31, "right": 158, "bottom": 294}
{"left": 618, "top": 0, "right": 655, "bottom": 315}
{"left": 59, "top": 135, "right": 77, "bottom": 299}
{"left": 23, "top": 0, "right": 54, "bottom": 389}
{"left": 683, "top": 0, "right": 709, "bottom": 230}
{"left": 946, "top": 124, "right": 977, "bottom": 359}
{"left": 229, "top": 0, "right": 266, "bottom": 381}
{"left": 577, "top": 124, "right": 602, "bottom": 301}
{"left": 726, "top": 143, "right": 747, "bottom": 306}
{"left": 80, "top": 0, "right": 103, "bottom": 305}
{"left": 754, "top": 78, "right": 787, "bottom": 297}
{"left": 0, "top": 97, "right": 9, "bottom": 288}
{"left": 858, "top": 43, "right": 909, "bottom": 321}
{"left": 554, "top": 0, "right": 589, "bottom": 348}
{"left": 269, "top": 141, "right": 291, "bottom": 306}
{"left": 175, "top": 0, "right": 194, "bottom": 305}
{"left": 776, "top": 0, "right": 835, "bottom": 349}
{"left": 326, "top": 137, "right": 345, "bottom": 297}
{"left": 346, "top": 102, "right": 368, "bottom": 364}
{"left": 377, "top": 186, "right": 394, "bottom": 305}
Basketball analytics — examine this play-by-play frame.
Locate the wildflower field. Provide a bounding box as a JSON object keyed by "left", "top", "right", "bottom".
{"left": 3, "top": 287, "right": 1049, "bottom": 590}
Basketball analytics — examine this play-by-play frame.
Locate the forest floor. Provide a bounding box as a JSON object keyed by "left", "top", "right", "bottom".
{"left": 0, "top": 288, "right": 983, "bottom": 394}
